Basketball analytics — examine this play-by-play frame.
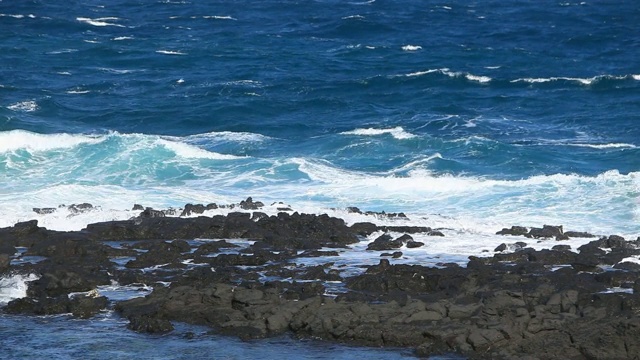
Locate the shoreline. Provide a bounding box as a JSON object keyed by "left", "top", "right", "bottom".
{"left": 1, "top": 199, "right": 639, "bottom": 359}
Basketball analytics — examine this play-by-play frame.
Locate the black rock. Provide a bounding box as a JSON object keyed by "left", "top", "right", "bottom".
{"left": 127, "top": 315, "right": 174, "bottom": 333}
{"left": 496, "top": 226, "right": 528, "bottom": 236}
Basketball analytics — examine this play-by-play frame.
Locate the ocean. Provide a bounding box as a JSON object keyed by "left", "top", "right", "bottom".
{"left": 1, "top": 0, "right": 639, "bottom": 358}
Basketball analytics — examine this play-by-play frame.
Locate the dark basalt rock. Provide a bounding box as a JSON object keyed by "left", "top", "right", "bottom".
{"left": 406, "top": 241, "right": 424, "bottom": 248}
{"left": 367, "top": 233, "right": 402, "bottom": 251}
{"left": 239, "top": 197, "right": 264, "bottom": 210}
{"left": 68, "top": 203, "right": 96, "bottom": 214}
{"left": 527, "top": 225, "right": 568, "bottom": 240}
{"left": 0, "top": 253, "right": 10, "bottom": 272}
{"left": 496, "top": 225, "right": 528, "bottom": 236}
{"left": 132, "top": 204, "right": 144, "bottom": 211}
{"left": 180, "top": 203, "right": 217, "bottom": 217}
{"left": 4, "top": 204, "right": 640, "bottom": 360}
{"left": 564, "top": 231, "right": 596, "bottom": 238}
{"left": 33, "top": 207, "right": 56, "bottom": 214}
{"left": 127, "top": 314, "right": 174, "bottom": 333}
{"left": 139, "top": 207, "right": 165, "bottom": 218}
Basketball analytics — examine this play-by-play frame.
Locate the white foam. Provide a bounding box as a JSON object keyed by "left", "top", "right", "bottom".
{"left": 340, "top": 126, "right": 417, "bottom": 140}
{"left": 156, "top": 139, "right": 246, "bottom": 160}
{"left": 633, "top": 75, "right": 640, "bottom": 81}
{"left": 7, "top": 100, "right": 38, "bottom": 112}
{"left": 465, "top": 74, "right": 492, "bottom": 83}
{"left": 156, "top": 50, "right": 187, "bottom": 55}
{"left": 183, "top": 131, "right": 271, "bottom": 143}
{"left": 76, "top": 17, "right": 125, "bottom": 27}
{"left": 112, "top": 36, "right": 134, "bottom": 41}
{"left": 342, "top": 15, "right": 365, "bottom": 20}
{"left": 0, "top": 273, "right": 40, "bottom": 305}
{"left": 0, "top": 130, "right": 104, "bottom": 153}
{"left": 402, "top": 45, "right": 422, "bottom": 51}
{"left": 66, "top": 89, "right": 90, "bottom": 94}
{"left": 400, "top": 68, "right": 491, "bottom": 83}
{"left": 202, "top": 15, "right": 236, "bottom": 20}
{"left": 568, "top": 143, "right": 637, "bottom": 149}
{"left": 511, "top": 75, "right": 629, "bottom": 85}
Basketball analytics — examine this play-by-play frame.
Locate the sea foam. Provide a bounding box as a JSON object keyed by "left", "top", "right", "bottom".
{"left": 340, "top": 126, "right": 417, "bottom": 140}
{"left": 0, "top": 130, "right": 103, "bottom": 153}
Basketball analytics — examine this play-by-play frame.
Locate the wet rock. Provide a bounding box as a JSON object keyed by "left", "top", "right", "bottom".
{"left": 367, "top": 233, "right": 402, "bottom": 251}
{"left": 239, "top": 197, "right": 264, "bottom": 210}
{"left": 350, "top": 222, "right": 378, "bottom": 236}
{"left": 139, "top": 207, "right": 165, "bottom": 218}
{"left": 33, "top": 207, "right": 56, "bottom": 214}
{"left": 527, "top": 225, "right": 568, "bottom": 240}
{"left": 406, "top": 241, "right": 424, "bottom": 248}
{"left": 128, "top": 315, "right": 174, "bottom": 333}
{"left": 132, "top": 204, "right": 144, "bottom": 211}
{"left": 496, "top": 226, "right": 528, "bottom": 236}
{"left": 67, "top": 203, "right": 96, "bottom": 214}
{"left": 69, "top": 293, "right": 109, "bottom": 318}
{"left": 179, "top": 203, "right": 218, "bottom": 217}
{"left": 564, "top": 231, "right": 596, "bottom": 238}
{"left": 0, "top": 253, "right": 10, "bottom": 272}
{"left": 125, "top": 241, "right": 187, "bottom": 269}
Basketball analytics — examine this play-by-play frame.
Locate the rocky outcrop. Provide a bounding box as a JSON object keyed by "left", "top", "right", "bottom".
{"left": 2, "top": 205, "right": 640, "bottom": 359}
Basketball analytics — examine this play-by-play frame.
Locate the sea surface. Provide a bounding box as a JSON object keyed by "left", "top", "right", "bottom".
{"left": 1, "top": 0, "right": 639, "bottom": 358}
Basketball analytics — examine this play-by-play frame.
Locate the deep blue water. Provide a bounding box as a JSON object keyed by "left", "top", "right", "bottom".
{"left": 1, "top": 0, "right": 639, "bottom": 358}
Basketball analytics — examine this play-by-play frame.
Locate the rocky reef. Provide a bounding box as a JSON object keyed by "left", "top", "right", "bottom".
{"left": 2, "top": 199, "right": 640, "bottom": 359}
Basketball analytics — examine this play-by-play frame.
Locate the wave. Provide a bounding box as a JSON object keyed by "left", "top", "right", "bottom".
{"left": 340, "top": 126, "right": 417, "bottom": 140}
{"left": 76, "top": 17, "right": 126, "bottom": 27}
{"left": 0, "top": 130, "right": 104, "bottom": 153}
{"left": 400, "top": 68, "right": 491, "bottom": 83}
{"left": 7, "top": 101, "right": 38, "bottom": 112}
{"left": 0, "top": 130, "right": 250, "bottom": 159}
{"left": 568, "top": 143, "right": 637, "bottom": 150}
{"left": 511, "top": 74, "right": 639, "bottom": 86}
{"left": 202, "top": 15, "right": 237, "bottom": 20}
{"left": 156, "top": 50, "right": 187, "bottom": 55}
{"left": 0, "top": 14, "right": 36, "bottom": 19}
{"left": 402, "top": 45, "right": 422, "bottom": 51}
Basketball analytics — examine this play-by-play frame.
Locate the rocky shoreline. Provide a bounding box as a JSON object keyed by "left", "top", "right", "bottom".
{"left": 1, "top": 199, "right": 640, "bottom": 359}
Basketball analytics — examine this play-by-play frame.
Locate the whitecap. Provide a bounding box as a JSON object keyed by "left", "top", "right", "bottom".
{"left": 567, "top": 143, "right": 637, "bottom": 149}
{"left": 76, "top": 17, "right": 126, "bottom": 27}
{"left": 633, "top": 75, "right": 640, "bottom": 81}
{"left": 402, "top": 45, "right": 422, "bottom": 51}
{"left": 156, "top": 50, "right": 187, "bottom": 55}
{"left": 7, "top": 100, "right": 38, "bottom": 112}
{"left": 156, "top": 139, "right": 246, "bottom": 160}
{"left": 0, "top": 130, "right": 104, "bottom": 153}
{"left": 511, "top": 75, "right": 629, "bottom": 85}
{"left": 66, "top": 89, "right": 91, "bottom": 94}
{"left": 182, "top": 131, "right": 271, "bottom": 143}
{"left": 112, "top": 36, "right": 134, "bottom": 41}
{"left": 465, "top": 74, "right": 491, "bottom": 83}
{"left": 202, "top": 15, "right": 237, "bottom": 20}
{"left": 340, "top": 126, "right": 417, "bottom": 140}
{"left": 342, "top": 15, "right": 365, "bottom": 20}
{"left": 403, "top": 69, "right": 441, "bottom": 77}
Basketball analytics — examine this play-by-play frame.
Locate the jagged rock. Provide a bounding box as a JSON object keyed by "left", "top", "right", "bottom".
{"left": 67, "top": 203, "right": 96, "bottom": 213}
{"left": 33, "top": 207, "right": 56, "bottom": 214}
{"left": 139, "top": 207, "right": 165, "bottom": 218}
{"left": 527, "top": 225, "right": 568, "bottom": 240}
{"left": 496, "top": 226, "right": 528, "bottom": 236}
{"left": 239, "top": 197, "right": 264, "bottom": 210}
{"left": 406, "top": 241, "right": 424, "bottom": 248}
{"left": 367, "top": 233, "right": 402, "bottom": 251}
{"left": 132, "top": 204, "right": 144, "bottom": 211}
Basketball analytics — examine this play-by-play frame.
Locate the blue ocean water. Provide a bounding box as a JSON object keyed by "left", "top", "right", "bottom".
{"left": 1, "top": 0, "right": 639, "bottom": 358}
